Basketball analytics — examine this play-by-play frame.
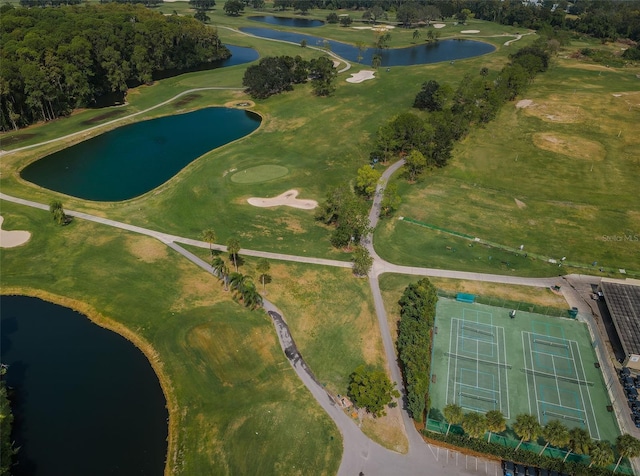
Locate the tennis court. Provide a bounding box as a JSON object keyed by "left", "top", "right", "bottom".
{"left": 446, "top": 310, "right": 510, "bottom": 417}
{"left": 429, "top": 299, "right": 619, "bottom": 443}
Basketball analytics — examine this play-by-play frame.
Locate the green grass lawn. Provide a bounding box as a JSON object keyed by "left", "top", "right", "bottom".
{"left": 0, "top": 202, "right": 341, "bottom": 475}
{"left": 429, "top": 299, "right": 620, "bottom": 445}
{"left": 374, "top": 43, "right": 640, "bottom": 277}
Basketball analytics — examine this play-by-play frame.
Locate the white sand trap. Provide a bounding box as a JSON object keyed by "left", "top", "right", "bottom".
{"left": 346, "top": 70, "right": 376, "bottom": 83}
{"left": 432, "top": 23, "right": 446, "bottom": 29}
{"left": 0, "top": 216, "right": 31, "bottom": 248}
{"left": 248, "top": 190, "right": 318, "bottom": 210}
{"left": 352, "top": 26, "right": 372, "bottom": 30}
{"left": 516, "top": 99, "right": 533, "bottom": 109}
{"left": 461, "top": 30, "right": 480, "bottom": 33}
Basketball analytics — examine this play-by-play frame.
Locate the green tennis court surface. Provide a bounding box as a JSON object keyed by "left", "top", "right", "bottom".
{"left": 430, "top": 299, "right": 619, "bottom": 442}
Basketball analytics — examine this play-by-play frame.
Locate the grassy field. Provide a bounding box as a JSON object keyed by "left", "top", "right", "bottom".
{"left": 0, "top": 202, "right": 342, "bottom": 475}
{"left": 374, "top": 39, "right": 640, "bottom": 277}
{"left": 2, "top": 6, "right": 639, "bottom": 472}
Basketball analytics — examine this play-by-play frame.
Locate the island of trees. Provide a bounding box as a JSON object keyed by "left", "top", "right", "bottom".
{"left": 0, "top": 3, "right": 230, "bottom": 131}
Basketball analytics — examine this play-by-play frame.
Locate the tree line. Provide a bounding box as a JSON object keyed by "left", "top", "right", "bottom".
{"left": 369, "top": 41, "right": 552, "bottom": 179}
{"left": 439, "top": 403, "right": 640, "bottom": 475}
{"left": 0, "top": 3, "right": 230, "bottom": 131}
{"left": 396, "top": 278, "right": 437, "bottom": 422}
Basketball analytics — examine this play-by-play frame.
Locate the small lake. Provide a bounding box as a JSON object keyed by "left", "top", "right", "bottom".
{"left": 0, "top": 295, "right": 168, "bottom": 476}
{"left": 21, "top": 107, "right": 261, "bottom": 201}
{"left": 249, "top": 16, "right": 324, "bottom": 27}
{"left": 240, "top": 27, "right": 495, "bottom": 66}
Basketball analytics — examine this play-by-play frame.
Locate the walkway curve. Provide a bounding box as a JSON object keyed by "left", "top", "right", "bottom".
{"left": 1, "top": 87, "right": 244, "bottom": 156}
{"left": 220, "top": 25, "right": 352, "bottom": 73}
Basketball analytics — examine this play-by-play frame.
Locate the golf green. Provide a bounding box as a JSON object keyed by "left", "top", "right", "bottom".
{"left": 230, "top": 165, "right": 289, "bottom": 184}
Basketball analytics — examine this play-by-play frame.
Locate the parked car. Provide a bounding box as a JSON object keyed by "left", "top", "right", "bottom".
{"left": 629, "top": 401, "right": 640, "bottom": 411}
{"left": 634, "top": 416, "right": 640, "bottom": 428}
{"left": 526, "top": 466, "right": 538, "bottom": 475}
{"left": 634, "top": 377, "right": 640, "bottom": 388}
{"left": 538, "top": 469, "right": 549, "bottom": 476}
{"left": 515, "top": 464, "right": 527, "bottom": 476}
{"left": 623, "top": 376, "right": 635, "bottom": 388}
{"left": 626, "top": 387, "right": 638, "bottom": 401}
{"left": 621, "top": 367, "right": 631, "bottom": 377}
{"left": 503, "top": 460, "right": 515, "bottom": 476}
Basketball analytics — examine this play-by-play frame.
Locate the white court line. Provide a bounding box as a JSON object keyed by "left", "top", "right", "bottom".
{"left": 531, "top": 349, "right": 573, "bottom": 362}
{"left": 572, "top": 341, "right": 600, "bottom": 440}
{"left": 534, "top": 397, "right": 585, "bottom": 413}
{"left": 446, "top": 318, "right": 455, "bottom": 405}
{"left": 525, "top": 332, "right": 541, "bottom": 421}
{"left": 552, "top": 355, "right": 562, "bottom": 404}
{"left": 500, "top": 326, "right": 510, "bottom": 418}
{"left": 454, "top": 319, "right": 461, "bottom": 406}
{"left": 476, "top": 338, "right": 480, "bottom": 388}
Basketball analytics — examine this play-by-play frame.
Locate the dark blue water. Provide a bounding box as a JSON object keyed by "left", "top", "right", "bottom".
{"left": 241, "top": 27, "right": 495, "bottom": 66}
{"left": 218, "top": 44, "right": 260, "bottom": 67}
{"left": 21, "top": 108, "right": 261, "bottom": 201}
{"left": 248, "top": 16, "right": 324, "bottom": 27}
{"left": 0, "top": 296, "right": 168, "bottom": 476}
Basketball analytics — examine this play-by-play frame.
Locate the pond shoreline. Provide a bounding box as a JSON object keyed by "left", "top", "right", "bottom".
{"left": 1, "top": 287, "right": 177, "bottom": 476}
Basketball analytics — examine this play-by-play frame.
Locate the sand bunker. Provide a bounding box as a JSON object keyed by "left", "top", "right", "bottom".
{"left": 533, "top": 133, "right": 606, "bottom": 161}
{"left": 346, "top": 70, "right": 376, "bottom": 83}
{"left": 461, "top": 30, "right": 480, "bottom": 33}
{"left": 516, "top": 99, "right": 533, "bottom": 109}
{"left": 432, "top": 23, "right": 446, "bottom": 29}
{"left": 353, "top": 25, "right": 395, "bottom": 31}
{"left": 0, "top": 216, "right": 31, "bottom": 248}
{"left": 248, "top": 190, "right": 318, "bottom": 210}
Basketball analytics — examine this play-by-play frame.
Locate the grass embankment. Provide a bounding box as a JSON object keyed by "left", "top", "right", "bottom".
{"left": 0, "top": 203, "right": 341, "bottom": 475}
{"left": 375, "top": 38, "right": 640, "bottom": 277}
{"left": 183, "top": 245, "right": 408, "bottom": 452}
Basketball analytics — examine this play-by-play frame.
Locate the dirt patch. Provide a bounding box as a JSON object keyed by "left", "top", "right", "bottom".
{"left": 514, "top": 198, "right": 527, "bottom": 209}
{"left": 515, "top": 99, "right": 533, "bottom": 109}
{"left": 360, "top": 406, "right": 409, "bottom": 453}
{"left": 173, "top": 93, "right": 202, "bottom": 109}
{"left": 81, "top": 109, "right": 127, "bottom": 125}
{"left": 0, "top": 133, "right": 38, "bottom": 146}
{"left": 533, "top": 132, "right": 606, "bottom": 161}
{"left": 126, "top": 236, "right": 169, "bottom": 263}
{"left": 460, "top": 30, "right": 480, "bottom": 33}
{"left": 521, "top": 100, "right": 585, "bottom": 123}
{"left": 430, "top": 278, "right": 568, "bottom": 308}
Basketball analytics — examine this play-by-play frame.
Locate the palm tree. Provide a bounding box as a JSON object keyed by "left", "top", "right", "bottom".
{"left": 227, "top": 238, "right": 241, "bottom": 272}
{"left": 256, "top": 258, "right": 270, "bottom": 293}
{"left": 201, "top": 228, "right": 216, "bottom": 255}
{"left": 462, "top": 412, "right": 487, "bottom": 440}
{"left": 564, "top": 427, "right": 592, "bottom": 462}
{"left": 228, "top": 272, "right": 246, "bottom": 295}
{"left": 513, "top": 414, "right": 541, "bottom": 451}
{"left": 240, "top": 280, "right": 263, "bottom": 310}
{"left": 539, "top": 420, "right": 569, "bottom": 456}
{"left": 443, "top": 403, "right": 464, "bottom": 436}
{"left": 589, "top": 441, "right": 614, "bottom": 468}
{"left": 485, "top": 410, "right": 506, "bottom": 443}
{"left": 615, "top": 434, "right": 640, "bottom": 472}
{"left": 211, "top": 256, "right": 229, "bottom": 291}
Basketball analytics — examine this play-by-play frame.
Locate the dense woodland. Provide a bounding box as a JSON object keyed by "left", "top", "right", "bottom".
{"left": 0, "top": 4, "right": 230, "bottom": 131}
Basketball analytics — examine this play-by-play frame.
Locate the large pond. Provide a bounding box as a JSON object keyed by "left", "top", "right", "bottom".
{"left": 241, "top": 27, "right": 495, "bottom": 66}
{"left": 248, "top": 15, "right": 324, "bottom": 27}
{"left": 0, "top": 295, "right": 168, "bottom": 475}
{"left": 21, "top": 107, "right": 261, "bottom": 201}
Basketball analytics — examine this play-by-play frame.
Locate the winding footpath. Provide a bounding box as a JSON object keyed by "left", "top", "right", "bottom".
{"left": 4, "top": 166, "right": 627, "bottom": 475}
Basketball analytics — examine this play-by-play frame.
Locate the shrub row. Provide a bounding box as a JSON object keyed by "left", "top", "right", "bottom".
{"left": 396, "top": 278, "right": 438, "bottom": 422}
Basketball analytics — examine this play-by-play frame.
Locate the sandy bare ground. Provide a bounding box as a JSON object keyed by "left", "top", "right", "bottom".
{"left": 247, "top": 190, "right": 318, "bottom": 209}
{"left": 432, "top": 23, "right": 446, "bottom": 29}
{"left": 352, "top": 25, "right": 395, "bottom": 31}
{"left": 0, "top": 216, "right": 31, "bottom": 248}
{"left": 516, "top": 99, "right": 533, "bottom": 109}
{"left": 460, "top": 30, "right": 480, "bottom": 33}
{"left": 346, "top": 70, "right": 376, "bottom": 83}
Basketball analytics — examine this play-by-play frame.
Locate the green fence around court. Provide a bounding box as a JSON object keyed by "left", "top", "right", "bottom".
{"left": 437, "top": 289, "right": 568, "bottom": 318}
{"left": 424, "top": 418, "right": 634, "bottom": 475}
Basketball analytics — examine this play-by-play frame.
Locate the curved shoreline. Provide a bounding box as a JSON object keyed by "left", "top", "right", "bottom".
{"left": 0, "top": 287, "right": 178, "bottom": 476}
